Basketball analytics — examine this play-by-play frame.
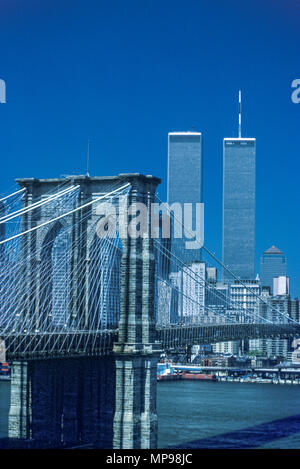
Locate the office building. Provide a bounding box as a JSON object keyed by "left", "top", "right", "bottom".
{"left": 260, "top": 245, "right": 287, "bottom": 293}
{"left": 0, "top": 339, "right": 5, "bottom": 362}
{"left": 182, "top": 261, "right": 206, "bottom": 322}
{"left": 292, "top": 339, "right": 300, "bottom": 364}
{"left": 230, "top": 279, "right": 260, "bottom": 323}
{"left": 205, "top": 280, "right": 229, "bottom": 320}
{"left": 249, "top": 290, "right": 299, "bottom": 358}
{"left": 206, "top": 267, "right": 217, "bottom": 284}
{"left": 273, "top": 276, "right": 290, "bottom": 296}
{"left": 222, "top": 92, "right": 256, "bottom": 281}
{"left": 156, "top": 280, "right": 172, "bottom": 325}
{"left": 214, "top": 279, "right": 260, "bottom": 356}
{"left": 168, "top": 131, "right": 203, "bottom": 264}
{"left": 169, "top": 271, "right": 183, "bottom": 323}
{"left": 213, "top": 341, "right": 239, "bottom": 355}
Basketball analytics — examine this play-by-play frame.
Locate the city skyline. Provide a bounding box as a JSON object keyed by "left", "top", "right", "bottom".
{"left": 1, "top": 0, "right": 300, "bottom": 454}
{"left": 0, "top": 1, "right": 299, "bottom": 296}
{"left": 0, "top": 118, "right": 297, "bottom": 294}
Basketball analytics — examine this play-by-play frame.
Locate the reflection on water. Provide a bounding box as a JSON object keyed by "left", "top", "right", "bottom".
{"left": 157, "top": 380, "right": 300, "bottom": 449}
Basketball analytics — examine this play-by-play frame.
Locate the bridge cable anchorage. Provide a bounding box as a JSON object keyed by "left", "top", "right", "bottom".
{"left": 0, "top": 181, "right": 130, "bottom": 358}
{"left": 154, "top": 194, "right": 298, "bottom": 326}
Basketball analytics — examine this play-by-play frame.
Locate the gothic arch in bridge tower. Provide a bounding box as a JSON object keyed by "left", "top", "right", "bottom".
{"left": 87, "top": 229, "right": 123, "bottom": 330}
{"left": 39, "top": 220, "right": 72, "bottom": 328}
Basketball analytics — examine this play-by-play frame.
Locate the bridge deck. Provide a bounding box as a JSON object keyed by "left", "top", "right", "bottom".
{"left": 2, "top": 323, "right": 299, "bottom": 360}
{"left": 156, "top": 323, "right": 300, "bottom": 349}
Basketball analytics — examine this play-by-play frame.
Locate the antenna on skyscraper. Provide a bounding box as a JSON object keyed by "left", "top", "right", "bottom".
{"left": 238, "top": 90, "right": 242, "bottom": 138}
{"left": 86, "top": 139, "right": 90, "bottom": 177}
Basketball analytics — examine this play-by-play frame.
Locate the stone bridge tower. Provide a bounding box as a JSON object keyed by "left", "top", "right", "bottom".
{"left": 112, "top": 174, "right": 162, "bottom": 449}
{"left": 7, "top": 173, "right": 161, "bottom": 449}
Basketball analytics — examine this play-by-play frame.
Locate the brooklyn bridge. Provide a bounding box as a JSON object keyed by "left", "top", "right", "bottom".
{"left": 0, "top": 174, "right": 299, "bottom": 448}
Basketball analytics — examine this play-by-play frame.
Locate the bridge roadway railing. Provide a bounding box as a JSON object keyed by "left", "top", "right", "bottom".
{"left": 155, "top": 323, "right": 300, "bottom": 349}
{"left": 2, "top": 323, "right": 300, "bottom": 360}
{"left": 3, "top": 330, "right": 118, "bottom": 361}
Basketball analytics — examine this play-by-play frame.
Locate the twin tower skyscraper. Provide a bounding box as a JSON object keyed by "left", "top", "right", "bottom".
{"left": 167, "top": 92, "right": 256, "bottom": 281}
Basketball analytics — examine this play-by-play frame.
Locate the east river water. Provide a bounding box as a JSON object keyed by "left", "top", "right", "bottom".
{"left": 1, "top": 380, "right": 300, "bottom": 448}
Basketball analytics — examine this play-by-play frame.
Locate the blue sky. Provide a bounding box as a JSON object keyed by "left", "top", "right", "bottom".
{"left": 0, "top": 0, "right": 299, "bottom": 295}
